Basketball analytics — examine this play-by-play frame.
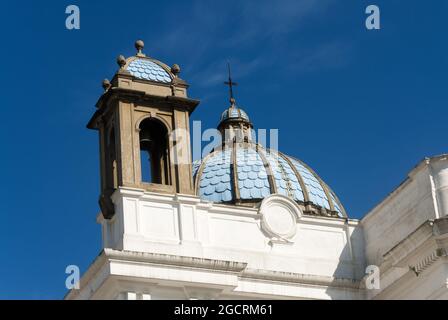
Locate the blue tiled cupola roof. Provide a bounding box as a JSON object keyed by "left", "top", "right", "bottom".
{"left": 126, "top": 58, "right": 172, "bottom": 83}
{"left": 217, "top": 97, "right": 252, "bottom": 129}
{"left": 193, "top": 143, "right": 347, "bottom": 217}
{"left": 220, "top": 105, "right": 250, "bottom": 123}
{"left": 115, "top": 40, "right": 176, "bottom": 84}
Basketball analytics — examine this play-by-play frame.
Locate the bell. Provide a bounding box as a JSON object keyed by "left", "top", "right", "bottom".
{"left": 139, "top": 130, "right": 152, "bottom": 148}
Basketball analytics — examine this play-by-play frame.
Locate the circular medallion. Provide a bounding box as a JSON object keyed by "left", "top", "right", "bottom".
{"left": 259, "top": 195, "right": 301, "bottom": 240}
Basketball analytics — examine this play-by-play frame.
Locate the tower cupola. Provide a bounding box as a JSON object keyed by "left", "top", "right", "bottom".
{"left": 87, "top": 40, "right": 200, "bottom": 218}
{"left": 217, "top": 65, "right": 254, "bottom": 144}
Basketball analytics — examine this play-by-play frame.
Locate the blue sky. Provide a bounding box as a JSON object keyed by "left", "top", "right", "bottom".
{"left": 0, "top": 0, "right": 446, "bottom": 299}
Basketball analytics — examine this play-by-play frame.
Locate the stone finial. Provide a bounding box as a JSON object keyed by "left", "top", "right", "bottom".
{"left": 171, "top": 64, "right": 181, "bottom": 76}
{"left": 117, "top": 55, "right": 126, "bottom": 68}
{"left": 135, "top": 40, "right": 145, "bottom": 56}
{"left": 102, "top": 79, "right": 111, "bottom": 91}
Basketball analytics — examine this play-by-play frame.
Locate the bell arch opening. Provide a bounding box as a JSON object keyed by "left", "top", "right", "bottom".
{"left": 139, "top": 118, "right": 171, "bottom": 185}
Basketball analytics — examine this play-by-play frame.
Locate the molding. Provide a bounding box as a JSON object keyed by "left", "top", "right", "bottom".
{"left": 279, "top": 151, "right": 310, "bottom": 203}
{"left": 66, "top": 248, "right": 362, "bottom": 299}
{"left": 134, "top": 113, "right": 172, "bottom": 133}
{"left": 104, "top": 249, "right": 248, "bottom": 273}
{"left": 376, "top": 217, "right": 448, "bottom": 285}
{"left": 383, "top": 220, "right": 435, "bottom": 266}
{"left": 410, "top": 249, "right": 445, "bottom": 276}
{"left": 89, "top": 87, "right": 199, "bottom": 130}
{"left": 241, "top": 268, "right": 361, "bottom": 290}
{"left": 231, "top": 139, "right": 241, "bottom": 202}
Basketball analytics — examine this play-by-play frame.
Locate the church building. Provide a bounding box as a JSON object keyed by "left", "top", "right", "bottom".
{"left": 66, "top": 41, "right": 448, "bottom": 300}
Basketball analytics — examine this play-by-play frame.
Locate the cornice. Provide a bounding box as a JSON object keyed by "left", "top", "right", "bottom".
{"left": 66, "top": 247, "right": 363, "bottom": 299}
{"left": 409, "top": 248, "right": 446, "bottom": 276}
{"left": 241, "top": 268, "right": 361, "bottom": 290}
{"left": 381, "top": 217, "right": 448, "bottom": 276}
{"left": 87, "top": 87, "right": 200, "bottom": 129}
{"left": 383, "top": 220, "right": 435, "bottom": 266}
{"left": 104, "top": 249, "right": 248, "bottom": 273}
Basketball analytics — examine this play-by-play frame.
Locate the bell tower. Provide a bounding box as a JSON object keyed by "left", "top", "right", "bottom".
{"left": 87, "top": 40, "right": 199, "bottom": 219}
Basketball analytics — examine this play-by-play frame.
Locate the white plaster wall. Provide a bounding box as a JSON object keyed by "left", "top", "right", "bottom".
{"left": 362, "top": 165, "right": 437, "bottom": 266}
{"left": 102, "top": 188, "right": 365, "bottom": 282}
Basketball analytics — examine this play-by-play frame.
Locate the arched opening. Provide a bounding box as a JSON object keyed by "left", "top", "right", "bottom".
{"left": 139, "top": 118, "right": 171, "bottom": 185}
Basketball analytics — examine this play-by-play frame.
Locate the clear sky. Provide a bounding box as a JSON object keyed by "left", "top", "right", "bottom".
{"left": 0, "top": 0, "right": 446, "bottom": 299}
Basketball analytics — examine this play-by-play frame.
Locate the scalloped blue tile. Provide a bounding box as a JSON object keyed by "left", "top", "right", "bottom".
{"left": 289, "top": 158, "right": 330, "bottom": 209}
{"left": 235, "top": 148, "right": 271, "bottom": 200}
{"left": 330, "top": 191, "right": 344, "bottom": 217}
{"left": 194, "top": 146, "right": 343, "bottom": 215}
{"left": 127, "top": 58, "right": 172, "bottom": 83}
{"left": 220, "top": 106, "right": 250, "bottom": 122}
{"left": 198, "top": 150, "right": 233, "bottom": 202}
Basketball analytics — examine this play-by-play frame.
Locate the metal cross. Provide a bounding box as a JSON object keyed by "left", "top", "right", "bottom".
{"left": 224, "top": 62, "right": 237, "bottom": 103}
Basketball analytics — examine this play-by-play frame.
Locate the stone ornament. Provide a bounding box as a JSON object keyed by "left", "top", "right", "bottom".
{"left": 259, "top": 194, "right": 302, "bottom": 242}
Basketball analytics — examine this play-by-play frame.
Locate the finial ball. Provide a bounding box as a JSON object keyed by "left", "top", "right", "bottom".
{"left": 135, "top": 40, "right": 144, "bottom": 52}
{"left": 102, "top": 79, "right": 111, "bottom": 91}
{"left": 117, "top": 55, "right": 126, "bottom": 68}
{"left": 171, "top": 64, "right": 181, "bottom": 75}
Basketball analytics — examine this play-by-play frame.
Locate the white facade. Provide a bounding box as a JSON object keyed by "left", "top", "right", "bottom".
{"left": 362, "top": 154, "right": 448, "bottom": 299}
{"left": 71, "top": 40, "right": 448, "bottom": 299}
{"left": 66, "top": 155, "right": 448, "bottom": 300}
{"left": 67, "top": 190, "right": 363, "bottom": 300}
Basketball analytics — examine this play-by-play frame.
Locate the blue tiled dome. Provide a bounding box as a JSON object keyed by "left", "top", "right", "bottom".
{"left": 126, "top": 57, "right": 172, "bottom": 83}
{"left": 193, "top": 144, "right": 347, "bottom": 217}
{"left": 220, "top": 106, "right": 250, "bottom": 123}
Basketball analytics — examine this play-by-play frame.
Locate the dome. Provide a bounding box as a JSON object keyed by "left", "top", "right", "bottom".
{"left": 125, "top": 56, "right": 173, "bottom": 83}
{"left": 193, "top": 144, "right": 346, "bottom": 217}
{"left": 220, "top": 105, "right": 250, "bottom": 123}
{"left": 115, "top": 40, "right": 176, "bottom": 84}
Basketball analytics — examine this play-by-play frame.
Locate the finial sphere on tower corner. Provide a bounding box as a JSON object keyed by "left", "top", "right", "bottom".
{"left": 117, "top": 55, "right": 126, "bottom": 68}
{"left": 102, "top": 79, "right": 111, "bottom": 91}
{"left": 135, "top": 40, "right": 145, "bottom": 54}
{"left": 171, "top": 64, "right": 181, "bottom": 75}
